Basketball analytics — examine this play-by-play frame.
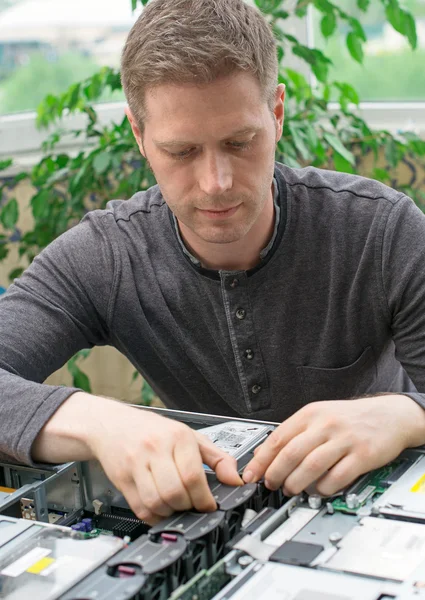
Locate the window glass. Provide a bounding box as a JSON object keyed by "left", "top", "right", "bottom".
{"left": 0, "top": 0, "right": 141, "bottom": 115}
{"left": 311, "top": 0, "right": 425, "bottom": 101}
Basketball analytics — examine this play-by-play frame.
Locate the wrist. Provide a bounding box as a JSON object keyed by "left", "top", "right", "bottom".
{"left": 32, "top": 392, "right": 119, "bottom": 463}
{"left": 389, "top": 394, "right": 425, "bottom": 448}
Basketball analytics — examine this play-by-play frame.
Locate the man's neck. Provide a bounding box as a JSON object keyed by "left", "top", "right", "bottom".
{"left": 179, "top": 190, "right": 276, "bottom": 272}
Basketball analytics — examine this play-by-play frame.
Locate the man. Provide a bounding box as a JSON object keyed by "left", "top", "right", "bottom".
{"left": 1, "top": 0, "right": 425, "bottom": 526}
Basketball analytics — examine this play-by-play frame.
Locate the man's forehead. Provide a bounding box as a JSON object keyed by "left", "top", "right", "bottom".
{"left": 153, "top": 126, "right": 262, "bottom": 147}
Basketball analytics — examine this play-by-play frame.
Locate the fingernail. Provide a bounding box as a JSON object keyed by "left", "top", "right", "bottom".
{"left": 243, "top": 470, "right": 254, "bottom": 483}
{"left": 265, "top": 479, "right": 277, "bottom": 491}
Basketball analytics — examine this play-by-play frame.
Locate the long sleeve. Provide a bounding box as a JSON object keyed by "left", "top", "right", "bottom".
{"left": 0, "top": 212, "right": 116, "bottom": 465}
{"left": 381, "top": 194, "right": 425, "bottom": 409}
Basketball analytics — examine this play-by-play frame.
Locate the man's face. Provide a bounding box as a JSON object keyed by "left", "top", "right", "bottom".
{"left": 127, "top": 72, "right": 284, "bottom": 247}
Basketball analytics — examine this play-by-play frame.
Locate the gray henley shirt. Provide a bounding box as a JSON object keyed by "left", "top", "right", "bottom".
{"left": 1, "top": 162, "right": 425, "bottom": 466}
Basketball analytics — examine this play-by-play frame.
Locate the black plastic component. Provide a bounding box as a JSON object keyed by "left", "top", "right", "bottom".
{"left": 111, "top": 531, "right": 187, "bottom": 575}
{"left": 270, "top": 540, "right": 324, "bottom": 566}
{"left": 381, "top": 460, "right": 412, "bottom": 487}
{"left": 61, "top": 562, "right": 147, "bottom": 600}
{"left": 226, "top": 507, "right": 277, "bottom": 550}
{"left": 94, "top": 513, "right": 149, "bottom": 541}
{"left": 244, "top": 507, "right": 276, "bottom": 534}
{"left": 208, "top": 479, "right": 257, "bottom": 511}
{"left": 149, "top": 510, "right": 225, "bottom": 541}
{"left": 62, "top": 532, "right": 187, "bottom": 600}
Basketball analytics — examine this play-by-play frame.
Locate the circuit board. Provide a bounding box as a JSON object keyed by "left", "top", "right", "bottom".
{"left": 331, "top": 458, "right": 412, "bottom": 514}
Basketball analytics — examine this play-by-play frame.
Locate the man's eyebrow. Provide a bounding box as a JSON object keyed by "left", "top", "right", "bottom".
{"left": 154, "top": 127, "right": 261, "bottom": 148}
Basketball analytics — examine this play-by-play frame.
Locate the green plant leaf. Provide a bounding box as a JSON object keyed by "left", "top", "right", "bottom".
{"left": 403, "top": 11, "right": 418, "bottom": 50}
{"left": 385, "top": 0, "right": 404, "bottom": 34}
{"left": 285, "top": 68, "right": 308, "bottom": 89}
{"left": 305, "top": 125, "right": 319, "bottom": 150}
{"left": 314, "top": 0, "right": 333, "bottom": 11}
{"left": 272, "top": 24, "right": 285, "bottom": 42}
{"left": 131, "top": 0, "right": 137, "bottom": 8}
{"left": 349, "top": 18, "right": 366, "bottom": 42}
{"left": 384, "top": 138, "right": 399, "bottom": 168}
{"left": 324, "top": 133, "right": 355, "bottom": 165}
{"left": 72, "top": 367, "right": 92, "bottom": 393}
{"left": 346, "top": 32, "right": 364, "bottom": 63}
{"left": 67, "top": 353, "right": 92, "bottom": 393}
{"left": 311, "top": 60, "right": 329, "bottom": 83}
{"left": 0, "top": 244, "right": 9, "bottom": 261}
{"left": 357, "top": 0, "right": 370, "bottom": 10}
{"left": 288, "top": 123, "right": 311, "bottom": 161}
{"left": 295, "top": 0, "right": 312, "bottom": 17}
{"left": 8, "top": 267, "right": 24, "bottom": 282}
{"left": 277, "top": 45, "right": 284, "bottom": 63}
{"left": 333, "top": 152, "right": 355, "bottom": 173}
{"left": 31, "top": 190, "right": 50, "bottom": 220}
{"left": 0, "top": 159, "right": 12, "bottom": 171}
{"left": 255, "top": 0, "right": 281, "bottom": 13}
{"left": 372, "top": 168, "right": 391, "bottom": 183}
{"left": 334, "top": 82, "right": 360, "bottom": 106}
{"left": 321, "top": 12, "right": 337, "bottom": 38}
{"left": 312, "top": 141, "right": 327, "bottom": 164}
{"left": 0, "top": 199, "right": 19, "bottom": 230}
{"left": 93, "top": 152, "right": 111, "bottom": 175}
{"left": 141, "top": 381, "right": 155, "bottom": 406}
{"left": 66, "top": 83, "right": 81, "bottom": 111}
{"left": 272, "top": 10, "right": 289, "bottom": 19}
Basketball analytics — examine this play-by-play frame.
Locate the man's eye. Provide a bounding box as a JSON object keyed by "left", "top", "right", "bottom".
{"left": 228, "top": 141, "right": 251, "bottom": 150}
{"left": 170, "top": 149, "right": 194, "bottom": 159}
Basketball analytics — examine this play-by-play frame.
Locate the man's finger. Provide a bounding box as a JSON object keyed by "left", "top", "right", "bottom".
{"left": 279, "top": 441, "right": 346, "bottom": 495}
{"left": 149, "top": 456, "right": 193, "bottom": 512}
{"left": 315, "top": 453, "right": 365, "bottom": 497}
{"left": 174, "top": 435, "right": 217, "bottom": 512}
{"left": 122, "top": 479, "right": 163, "bottom": 525}
{"left": 243, "top": 422, "right": 318, "bottom": 484}
{"left": 195, "top": 432, "right": 243, "bottom": 487}
{"left": 133, "top": 466, "right": 175, "bottom": 518}
{"left": 259, "top": 429, "right": 329, "bottom": 490}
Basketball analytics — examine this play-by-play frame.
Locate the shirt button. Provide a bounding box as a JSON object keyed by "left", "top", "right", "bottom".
{"left": 252, "top": 384, "right": 262, "bottom": 394}
{"left": 230, "top": 278, "right": 239, "bottom": 289}
{"left": 244, "top": 349, "right": 254, "bottom": 360}
{"left": 236, "top": 308, "right": 246, "bottom": 320}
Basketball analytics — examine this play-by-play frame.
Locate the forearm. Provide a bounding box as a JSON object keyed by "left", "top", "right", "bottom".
{"left": 355, "top": 393, "right": 425, "bottom": 448}
{"left": 31, "top": 392, "right": 122, "bottom": 464}
{"left": 392, "top": 393, "right": 425, "bottom": 448}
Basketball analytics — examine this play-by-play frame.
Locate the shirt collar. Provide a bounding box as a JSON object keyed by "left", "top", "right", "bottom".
{"left": 172, "top": 178, "right": 281, "bottom": 268}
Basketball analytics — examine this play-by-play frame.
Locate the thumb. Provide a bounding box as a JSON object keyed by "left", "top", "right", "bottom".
{"left": 195, "top": 432, "right": 243, "bottom": 487}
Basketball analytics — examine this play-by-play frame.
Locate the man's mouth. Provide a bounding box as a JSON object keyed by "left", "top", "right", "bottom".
{"left": 198, "top": 204, "right": 241, "bottom": 219}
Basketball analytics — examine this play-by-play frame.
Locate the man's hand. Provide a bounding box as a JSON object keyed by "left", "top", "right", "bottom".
{"left": 33, "top": 393, "right": 242, "bottom": 524}
{"left": 242, "top": 394, "right": 425, "bottom": 496}
{"left": 89, "top": 407, "right": 243, "bottom": 524}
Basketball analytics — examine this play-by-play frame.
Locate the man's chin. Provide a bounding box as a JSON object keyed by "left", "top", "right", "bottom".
{"left": 197, "top": 230, "right": 246, "bottom": 245}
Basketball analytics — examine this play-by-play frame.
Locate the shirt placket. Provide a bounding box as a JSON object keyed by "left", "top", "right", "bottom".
{"left": 220, "top": 271, "right": 270, "bottom": 412}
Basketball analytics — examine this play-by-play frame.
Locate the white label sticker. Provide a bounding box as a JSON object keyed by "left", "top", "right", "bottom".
{"left": 1, "top": 547, "right": 51, "bottom": 577}
{"left": 40, "top": 555, "right": 92, "bottom": 577}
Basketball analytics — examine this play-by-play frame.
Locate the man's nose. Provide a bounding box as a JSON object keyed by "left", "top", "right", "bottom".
{"left": 197, "top": 151, "right": 233, "bottom": 196}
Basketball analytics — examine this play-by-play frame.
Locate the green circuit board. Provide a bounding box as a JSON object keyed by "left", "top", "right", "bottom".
{"left": 332, "top": 458, "right": 410, "bottom": 514}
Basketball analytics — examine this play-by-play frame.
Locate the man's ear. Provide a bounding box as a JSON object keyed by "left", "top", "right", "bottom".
{"left": 125, "top": 106, "right": 145, "bottom": 157}
{"left": 274, "top": 83, "right": 285, "bottom": 144}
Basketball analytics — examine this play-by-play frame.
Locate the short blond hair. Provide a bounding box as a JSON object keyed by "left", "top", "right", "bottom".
{"left": 121, "top": 0, "right": 278, "bottom": 129}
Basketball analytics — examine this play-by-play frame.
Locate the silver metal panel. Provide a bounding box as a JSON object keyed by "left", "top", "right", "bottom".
{"left": 323, "top": 516, "right": 425, "bottom": 582}
{"left": 213, "top": 561, "right": 398, "bottom": 600}
{"left": 0, "top": 517, "right": 36, "bottom": 548}
{"left": 373, "top": 454, "right": 425, "bottom": 519}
